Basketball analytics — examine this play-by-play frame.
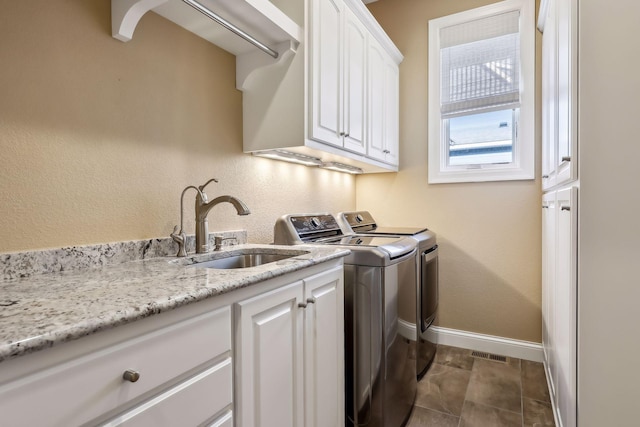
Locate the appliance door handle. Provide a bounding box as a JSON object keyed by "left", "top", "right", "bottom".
{"left": 422, "top": 245, "right": 438, "bottom": 262}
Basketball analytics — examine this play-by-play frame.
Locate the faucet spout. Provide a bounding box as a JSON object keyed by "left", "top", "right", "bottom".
{"left": 206, "top": 195, "right": 251, "bottom": 217}
{"left": 195, "top": 194, "right": 251, "bottom": 253}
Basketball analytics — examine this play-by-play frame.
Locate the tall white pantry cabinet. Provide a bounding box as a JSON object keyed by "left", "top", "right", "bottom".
{"left": 539, "top": 0, "right": 640, "bottom": 426}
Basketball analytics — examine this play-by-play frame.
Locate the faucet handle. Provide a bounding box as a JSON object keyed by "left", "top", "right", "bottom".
{"left": 170, "top": 225, "right": 188, "bottom": 257}
{"left": 214, "top": 236, "right": 237, "bottom": 251}
{"left": 198, "top": 178, "right": 219, "bottom": 194}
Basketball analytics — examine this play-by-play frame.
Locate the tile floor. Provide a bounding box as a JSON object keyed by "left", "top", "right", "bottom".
{"left": 407, "top": 345, "right": 555, "bottom": 427}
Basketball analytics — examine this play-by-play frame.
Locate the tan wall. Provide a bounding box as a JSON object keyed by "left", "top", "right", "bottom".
{"left": 362, "top": 0, "right": 543, "bottom": 342}
{"left": 0, "top": 0, "right": 355, "bottom": 253}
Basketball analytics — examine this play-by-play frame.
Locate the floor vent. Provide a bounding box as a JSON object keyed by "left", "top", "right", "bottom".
{"left": 471, "top": 351, "right": 508, "bottom": 363}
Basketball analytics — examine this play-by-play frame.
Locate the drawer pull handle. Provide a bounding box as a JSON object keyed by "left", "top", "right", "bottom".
{"left": 298, "top": 302, "right": 307, "bottom": 308}
{"left": 307, "top": 297, "right": 316, "bottom": 304}
{"left": 123, "top": 370, "right": 140, "bottom": 383}
{"left": 561, "top": 156, "right": 571, "bottom": 162}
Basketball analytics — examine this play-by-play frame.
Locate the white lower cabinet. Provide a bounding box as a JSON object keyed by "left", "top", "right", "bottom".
{"left": 542, "top": 186, "right": 577, "bottom": 427}
{"left": 0, "top": 306, "right": 233, "bottom": 427}
{"left": 0, "top": 260, "right": 345, "bottom": 427}
{"left": 235, "top": 266, "right": 344, "bottom": 427}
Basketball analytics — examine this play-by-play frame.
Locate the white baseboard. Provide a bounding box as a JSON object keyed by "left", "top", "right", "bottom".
{"left": 543, "top": 360, "right": 562, "bottom": 427}
{"left": 398, "top": 320, "right": 544, "bottom": 362}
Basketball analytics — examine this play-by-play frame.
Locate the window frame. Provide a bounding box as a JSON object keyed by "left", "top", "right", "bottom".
{"left": 427, "top": 0, "right": 535, "bottom": 184}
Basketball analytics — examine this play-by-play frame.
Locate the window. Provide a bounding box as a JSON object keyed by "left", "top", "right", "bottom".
{"left": 428, "top": 0, "right": 535, "bottom": 183}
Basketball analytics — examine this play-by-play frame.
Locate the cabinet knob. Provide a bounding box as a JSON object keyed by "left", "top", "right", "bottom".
{"left": 298, "top": 302, "right": 307, "bottom": 308}
{"left": 383, "top": 149, "right": 390, "bottom": 154}
{"left": 542, "top": 175, "right": 549, "bottom": 179}
{"left": 561, "top": 206, "right": 571, "bottom": 211}
{"left": 561, "top": 156, "right": 571, "bottom": 162}
{"left": 344, "top": 133, "right": 350, "bottom": 138}
{"left": 339, "top": 132, "right": 345, "bottom": 137}
{"left": 306, "top": 297, "right": 316, "bottom": 304}
{"left": 123, "top": 370, "right": 140, "bottom": 383}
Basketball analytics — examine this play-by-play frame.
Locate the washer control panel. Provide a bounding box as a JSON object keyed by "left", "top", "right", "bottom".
{"left": 289, "top": 214, "right": 342, "bottom": 237}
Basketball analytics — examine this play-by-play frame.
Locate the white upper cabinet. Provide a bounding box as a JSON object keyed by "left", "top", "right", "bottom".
{"left": 310, "top": 0, "right": 398, "bottom": 163}
{"left": 243, "top": 0, "right": 403, "bottom": 173}
{"left": 539, "top": 0, "right": 577, "bottom": 190}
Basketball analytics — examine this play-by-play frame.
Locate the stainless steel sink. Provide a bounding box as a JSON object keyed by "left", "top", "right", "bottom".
{"left": 177, "top": 249, "right": 310, "bottom": 270}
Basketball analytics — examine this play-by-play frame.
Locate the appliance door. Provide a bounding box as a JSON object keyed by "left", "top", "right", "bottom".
{"left": 345, "top": 250, "right": 417, "bottom": 427}
{"left": 383, "top": 253, "right": 418, "bottom": 427}
{"left": 417, "top": 245, "right": 439, "bottom": 378}
{"left": 420, "top": 246, "right": 439, "bottom": 330}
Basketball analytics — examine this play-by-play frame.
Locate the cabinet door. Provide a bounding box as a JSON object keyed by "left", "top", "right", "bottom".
{"left": 555, "top": 0, "right": 578, "bottom": 186}
{"left": 343, "top": 6, "right": 367, "bottom": 154}
{"left": 309, "top": 0, "right": 344, "bottom": 147}
{"left": 541, "top": 0, "right": 577, "bottom": 190}
{"left": 383, "top": 59, "right": 400, "bottom": 165}
{"left": 303, "top": 267, "right": 345, "bottom": 427}
{"left": 235, "top": 281, "right": 305, "bottom": 427}
{"left": 368, "top": 38, "right": 400, "bottom": 166}
{"left": 367, "top": 38, "right": 387, "bottom": 162}
{"left": 541, "top": 191, "right": 557, "bottom": 396}
{"left": 555, "top": 186, "right": 577, "bottom": 427}
{"left": 541, "top": 0, "right": 558, "bottom": 190}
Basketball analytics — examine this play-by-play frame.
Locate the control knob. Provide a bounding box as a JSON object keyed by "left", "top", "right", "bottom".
{"left": 355, "top": 214, "right": 364, "bottom": 223}
{"left": 310, "top": 217, "right": 321, "bottom": 228}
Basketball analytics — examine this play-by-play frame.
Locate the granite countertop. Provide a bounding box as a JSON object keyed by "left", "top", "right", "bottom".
{"left": 0, "top": 244, "right": 349, "bottom": 364}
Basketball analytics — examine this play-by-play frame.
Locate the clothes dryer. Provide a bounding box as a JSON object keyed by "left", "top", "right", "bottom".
{"left": 338, "top": 211, "right": 439, "bottom": 378}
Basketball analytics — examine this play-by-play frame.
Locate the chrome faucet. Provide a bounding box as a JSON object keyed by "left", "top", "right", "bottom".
{"left": 194, "top": 179, "right": 251, "bottom": 254}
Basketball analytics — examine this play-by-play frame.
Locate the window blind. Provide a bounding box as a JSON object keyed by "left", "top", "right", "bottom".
{"left": 440, "top": 11, "right": 521, "bottom": 118}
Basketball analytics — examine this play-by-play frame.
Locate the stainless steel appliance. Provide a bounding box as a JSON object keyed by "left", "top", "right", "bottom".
{"left": 337, "top": 211, "right": 439, "bottom": 379}
{"left": 274, "top": 213, "right": 418, "bottom": 427}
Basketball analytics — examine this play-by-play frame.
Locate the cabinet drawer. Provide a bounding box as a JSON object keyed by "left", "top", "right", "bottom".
{"left": 0, "top": 306, "right": 231, "bottom": 427}
{"left": 103, "top": 358, "right": 233, "bottom": 426}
